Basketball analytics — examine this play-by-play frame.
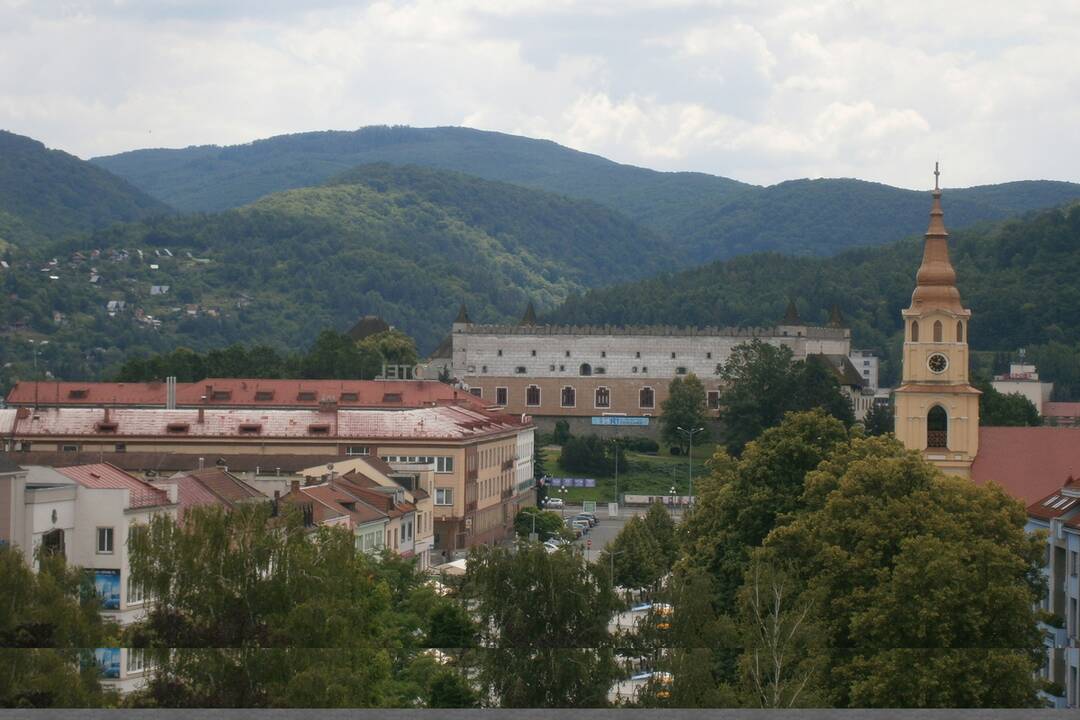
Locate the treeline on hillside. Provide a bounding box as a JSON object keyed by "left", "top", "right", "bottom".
{"left": 550, "top": 204, "right": 1080, "bottom": 399}
{"left": 113, "top": 329, "right": 419, "bottom": 383}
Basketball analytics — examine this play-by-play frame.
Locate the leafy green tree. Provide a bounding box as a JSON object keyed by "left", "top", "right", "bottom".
{"left": 124, "top": 504, "right": 399, "bottom": 707}
{"left": 427, "top": 668, "right": 479, "bottom": 708}
{"left": 559, "top": 435, "right": 624, "bottom": 476}
{"left": 552, "top": 419, "right": 571, "bottom": 444}
{"left": 426, "top": 602, "right": 477, "bottom": 650}
{"left": 975, "top": 379, "right": 1041, "bottom": 426}
{"left": 533, "top": 442, "right": 547, "bottom": 481}
{"left": 764, "top": 434, "right": 1045, "bottom": 708}
{"left": 601, "top": 516, "right": 665, "bottom": 590}
{"left": 356, "top": 329, "right": 419, "bottom": 368}
{"left": 660, "top": 373, "right": 711, "bottom": 454}
{"left": 0, "top": 547, "right": 118, "bottom": 708}
{"left": 642, "top": 502, "right": 678, "bottom": 572}
{"left": 513, "top": 507, "right": 564, "bottom": 541}
{"left": 464, "top": 543, "right": 621, "bottom": 707}
{"left": 680, "top": 410, "right": 849, "bottom": 615}
{"left": 300, "top": 330, "right": 381, "bottom": 379}
{"left": 861, "top": 399, "right": 894, "bottom": 436}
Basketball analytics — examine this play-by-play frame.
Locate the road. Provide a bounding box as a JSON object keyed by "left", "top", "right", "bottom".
{"left": 557, "top": 502, "right": 651, "bottom": 560}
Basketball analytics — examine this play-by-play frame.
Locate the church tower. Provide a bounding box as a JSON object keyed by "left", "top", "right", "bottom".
{"left": 893, "top": 165, "right": 980, "bottom": 475}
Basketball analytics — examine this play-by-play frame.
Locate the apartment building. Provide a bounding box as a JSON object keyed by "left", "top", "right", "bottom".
{"left": 1027, "top": 477, "right": 1080, "bottom": 709}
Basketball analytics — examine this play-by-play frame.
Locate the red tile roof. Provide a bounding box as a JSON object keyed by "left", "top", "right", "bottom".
{"left": 1044, "top": 402, "right": 1080, "bottom": 420}
{"left": 1027, "top": 482, "right": 1080, "bottom": 521}
{"left": 300, "top": 483, "right": 388, "bottom": 526}
{"left": 51, "top": 463, "right": 171, "bottom": 509}
{"left": 971, "top": 427, "right": 1080, "bottom": 504}
{"left": 5, "top": 379, "right": 488, "bottom": 411}
{"left": 157, "top": 468, "right": 263, "bottom": 515}
{"left": 9, "top": 405, "right": 529, "bottom": 442}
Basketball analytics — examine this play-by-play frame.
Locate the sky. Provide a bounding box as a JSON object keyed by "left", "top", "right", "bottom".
{"left": 2, "top": 0, "right": 1078, "bottom": 189}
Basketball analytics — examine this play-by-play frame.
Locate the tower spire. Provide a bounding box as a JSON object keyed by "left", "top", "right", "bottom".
{"left": 909, "top": 164, "right": 963, "bottom": 313}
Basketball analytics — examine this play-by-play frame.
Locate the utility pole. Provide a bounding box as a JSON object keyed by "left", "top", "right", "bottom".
{"left": 678, "top": 426, "right": 704, "bottom": 507}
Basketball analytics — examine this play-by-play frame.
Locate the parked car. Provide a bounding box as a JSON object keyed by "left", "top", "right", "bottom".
{"left": 573, "top": 513, "right": 599, "bottom": 527}
{"left": 544, "top": 497, "right": 565, "bottom": 509}
{"left": 569, "top": 520, "right": 590, "bottom": 534}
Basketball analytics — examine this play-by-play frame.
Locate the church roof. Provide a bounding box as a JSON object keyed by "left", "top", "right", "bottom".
{"left": 827, "top": 304, "right": 846, "bottom": 328}
{"left": 971, "top": 427, "right": 1080, "bottom": 504}
{"left": 428, "top": 335, "right": 453, "bottom": 360}
{"left": 909, "top": 165, "right": 966, "bottom": 314}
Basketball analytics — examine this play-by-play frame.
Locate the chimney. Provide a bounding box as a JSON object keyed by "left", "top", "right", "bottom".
{"left": 291, "top": 479, "right": 300, "bottom": 493}
{"left": 103, "top": 407, "right": 111, "bottom": 423}
{"left": 166, "top": 376, "right": 177, "bottom": 409}
{"left": 197, "top": 407, "right": 205, "bottom": 424}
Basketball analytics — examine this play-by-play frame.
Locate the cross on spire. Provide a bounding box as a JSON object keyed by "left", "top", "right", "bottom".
{"left": 934, "top": 161, "right": 940, "bottom": 191}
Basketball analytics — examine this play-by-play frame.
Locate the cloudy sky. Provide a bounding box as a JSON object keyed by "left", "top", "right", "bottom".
{"left": 2, "top": 0, "right": 1078, "bottom": 188}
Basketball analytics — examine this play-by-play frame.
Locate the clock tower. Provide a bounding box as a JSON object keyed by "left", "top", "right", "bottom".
{"left": 893, "top": 165, "right": 980, "bottom": 475}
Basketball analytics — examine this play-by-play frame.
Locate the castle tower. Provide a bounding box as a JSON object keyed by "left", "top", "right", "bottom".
{"left": 894, "top": 165, "right": 980, "bottom": 475}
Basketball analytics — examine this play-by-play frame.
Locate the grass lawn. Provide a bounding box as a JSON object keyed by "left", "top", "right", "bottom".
{"left": 540, "top": 442, "right": 718, "bottom": 504}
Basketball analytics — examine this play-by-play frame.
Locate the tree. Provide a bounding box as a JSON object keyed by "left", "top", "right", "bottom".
{"left": 975, "top": 379, "right": 1041, "bottom": 426}
{"left": 552, "top": 419, "right": 571, "bottom": 445}
{"left": 124, "top": 503, "right": 400, "bottom": 707}
{"left": 660, "top": 373, "right": 710, "bottom": 454}
{"left": 641, "top": 502, "right": 678, "bottom": 572}
{"left": 764, "top": 434, "right": 1045, "bottom": 708}
{"left": 464, "top": 543, "right": 620, "bottom": 707}
{"left": 427, "top": 668, "right": 479, "bottom": 708}
{"left": 513, "top": 507, "right": 564, "bottom": 541}
{"left": 533, "top": 442, "right": 547, "bottom": 481}
{"left": 861, "top": 400, "right": 894, "bottom": 437}
{"left": 559, "top": 435, "right": 625, "bottom": 476}
{"left": 426, "top": 602, "right": 477, "bottom": 651}
{"left": 600, "top": 516, "right": 665, "bottom": 590}
{"left": 356, "top": 329, "right": 419, "bottom": 368}
{"left": 717, "top": 341, "right": 854, "bottom": 455}
{"left": 0, "top": 547, "right": 118, "bottom": 708}
{"left": 300, "top": 330, "right": 380, "bottom": 379}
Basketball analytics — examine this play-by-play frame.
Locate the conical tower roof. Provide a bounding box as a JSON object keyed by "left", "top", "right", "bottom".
{"left": 827, "top": 304, "right": 846, "bottom": 328}
{"left": 454, "top": 303, "right": 471, "bottom": 324}
{"left": 910, "top": 164, "right": 965, "bottom": 313}
{"left": 782, "top": 298, "right": 801, "bottom": 324}
{"left": 520, "top": 301, "right": 538, "bottom": 326}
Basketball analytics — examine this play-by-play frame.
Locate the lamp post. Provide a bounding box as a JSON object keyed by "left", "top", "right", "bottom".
{"left": 29, "top": 339, "right": 48, "bottom": 376}
{"left": 677, "top": 426, "right": 704, "bottom": 507}
{"left": 669, "top": 484, "right": 677, "bottom": 519}
{"left": 611, "top": 437, "right": 620, "bottom": 508}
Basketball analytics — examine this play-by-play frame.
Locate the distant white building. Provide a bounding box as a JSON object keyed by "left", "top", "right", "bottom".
{"left": 992, "top": 360, "right": 1054, "bottom": 415}
{"left": 849, "top": 349, "right": 880, "bottom": 391}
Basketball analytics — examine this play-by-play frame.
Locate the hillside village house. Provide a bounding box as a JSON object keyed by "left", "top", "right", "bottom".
{"left": 0, "top": 400, "right": 534, "bottom": 557}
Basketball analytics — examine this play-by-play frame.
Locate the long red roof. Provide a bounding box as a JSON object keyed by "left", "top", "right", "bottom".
{"left": 5, "top": 379, "right": 488, "bottom": 411}
{"left": 971, "top": 427, "right": 1080, "bottom": 504}
{"left": 51, "top": 463, "right": 171, "bottom": 509}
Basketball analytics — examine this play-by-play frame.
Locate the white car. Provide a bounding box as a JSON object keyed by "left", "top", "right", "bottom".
{"left": 544, "top": 497, "right": 565, "bottom": 509}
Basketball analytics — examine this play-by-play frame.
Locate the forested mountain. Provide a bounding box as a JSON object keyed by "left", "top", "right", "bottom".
{"left": 548, "top": 202, "right": 1080, "bottom": 399}
{"left": 0, "top": 164, "right": 668, "bottom": 384}
{"left": 0, "top": 130, "right": 171, "bottom": 248}
{"left": 91, "top": 125, "right": 1080, "bottom": 262}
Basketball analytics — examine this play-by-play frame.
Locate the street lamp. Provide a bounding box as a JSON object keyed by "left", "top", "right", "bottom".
{"left": 677, "top": 426, "right": 704, "bottom": 507}
{"left": 611, "top": 437, "right": 620, "bottom": 510}
{"left": 669, "top": 485, "right": 677, "bottom": 519}
{"left": 28, "top": 339, "right": 49, "bottom": 375}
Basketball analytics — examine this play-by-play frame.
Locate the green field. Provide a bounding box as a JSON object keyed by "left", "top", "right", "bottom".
{"left": 541, "top": 442, "right": 717, "bottom": 504}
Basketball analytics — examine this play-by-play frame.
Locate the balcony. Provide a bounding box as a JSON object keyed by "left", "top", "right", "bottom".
{"left": 501, "top": 488, "right": 514, "bottom": 500}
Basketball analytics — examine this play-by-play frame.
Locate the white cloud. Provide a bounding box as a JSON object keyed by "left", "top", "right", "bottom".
{"left": 0, "top": 0, "right": 1078, "bottom": 189}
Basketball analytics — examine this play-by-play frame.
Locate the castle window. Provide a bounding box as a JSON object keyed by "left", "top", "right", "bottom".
{"left": 526, "top": 386, "right": 541, "bottom": 406}
{"left": 532, "top": 350, "right": 537, "bottom": 356}
{"left": 579, "top": 363, "right": 592, "bottom": 376}
{"left": 495, "top": 387, "right": 508, "bottom": 405}
{"left": 549, "top": 364, "right": 555, "bottom": 371}
{"left": 514, "top": 366, "right": 526, "bottom": 374}
{"left": 559, "top": 364, "right": 565, "bottom": 372}
{"left": 927, "top": 406, "right": 948, "bottom": 448}
{"left": 933, "top": 320, "right": 943, "bottom": 343}
{"left": 639, "top": 387, "right": 655, "bottom": 409}
{"left": 671, "top": 352, "right": 677, "bottom": 359}
{"left": 497, "top": 349, "right": 503, "bottom": 356}
{"left": 595, "top": 387, "right": 610, "bottom": 408}
{"left": 561, "top": 386, "right": 576, "bottom": 408}
{"left": 911, "top": 320, "right": 920, "bottom": 342}
{"left": 956, "top": 321, "right": 964, "bottom": 343}
{"left": 482, "top": 366, "right": 488, "bottom": 373}
{"left": 676, "top": 366, "right": 687, "bottom": 375}
{"left": 635, "top": 351, "right": 641, "bottom": 358}
{"left": 565, "top": 350, "right": 571, "bottom": 358}
{"left": 632, "top": 366, "right": 638, "bottom": 373}
{"left": 601, "top": 351, "right": 606, "bottom": 358}
{"left": 706, "top": 352, "right": 712, "bottom": 359}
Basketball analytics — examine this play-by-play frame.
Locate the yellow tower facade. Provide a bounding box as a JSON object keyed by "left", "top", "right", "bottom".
{"left": 893, "top": 165, "right": 980, "bottom": 476}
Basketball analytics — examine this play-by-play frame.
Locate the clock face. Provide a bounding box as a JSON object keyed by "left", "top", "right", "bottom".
{"left": 927, "top": 353, "right": 949, "bottom": 374}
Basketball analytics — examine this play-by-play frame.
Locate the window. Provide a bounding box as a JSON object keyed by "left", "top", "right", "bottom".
{"left": 482, "top": 366, "right": 488, "bottom": 373}
{"left": 707, "top": 391, "right": 720, "bottom": 409}
{"left": 166, "top": 423, "right": 189, "bottom": 434}
{"left": 62, "top": 444, "right": 79, "bottom": 453}
{"left": 601, "top": 351, "right": 606, "bottom": 358}
{"left": 127, "top": 576, "right": 145, "bottom": 605}
{"left": 595, "top": 367, "right": 606, "bottom": 374}
{"left": 469, "top": 388, "right": 482, "bottom": 397}
{"left": 340, "top": 392, "right": 358, "bottom": 402}
{"left": 115, "top": 443, "right": 127, "bottom": 453}
{"left": 635, "top": 351, "right": 641, "bottom": 358}
{"left": 559, "top": 364, "right": 565, "bottom": 371}
{"left": 435, "top": 488, "right": 454, "bottom": 505}
{"left": 706, "top": 352, "right": 712, "bottom": 359}
{"left": 515, "top": 366, "right": 526, "bottom": 374}
{"left": 255, "top": 390, "right": 274, "bottom": 401}
{"left": 933, "top": 320, "right": 943, "bottom": 342}
{"left": 549, "top": 364, "right": 556, "bottom": 371}
{"left": 639, "top": 387, "right": 655, "bottom": 409}
{"left": 595, "top": 387, "right": 610, "bottom": 408}
{"left": 561, "top": 386, "right": 576, "bottom": 408}
{"left": 956, "top": 321, "right": 964, "bottom": 343}
{"left": 526, "top": 385, "right": 541, "bottom": 406}
{"left": 308, "top": 423, "right": 330, "bottom": 434}
{"left": 96, "top": 527, "right": 114, "bottom": 554}
{"left": 641, "top": 366, "right": 648, "bottom": 373}
{"left": 911, "top": 320, "right": 919, "bottom": 342}
{"left": 565, "top": 350, "right": 571, "bottom": 357}
{"left": 382, "top": 393, "right": 402, "bottom": 402}
{"left": 675, "top": 366, "right": 687, "bottom": 375}
{"left": 211, "top": 390, "right": 231, "bottom": 401}
{"left": 436, "top": 456, "right": 454, "bottom": 473}
{"left": 69, "top": 389, "right": 89, "bottom": 399}
{"left": 671, "top": 352, "right": 676, "bottom": 359}
{"left": 531, "top": 349, "right": 537, "bottom": 356}
{"left": 238, "top": 423, "right": 262, "bottom": 435}
{"left": 495, "top": 387, "right": 508, "bottom": 405}
{"left": 345, "top": 445, "right": 369, "bottom": 456}
{"left": 497, "top": 349, "right": 503, "bottom": 356}
{"left": 927, "top": 406, "right": 948, "bottom": 448}
{"left": 632, "top": 366, "right": 638, "bottom": 373}
{"left": 126, "top": 649, "right": 148, "bottom": 674}
{"left": 579, "top": 363, "right": 592, "bottom": 376}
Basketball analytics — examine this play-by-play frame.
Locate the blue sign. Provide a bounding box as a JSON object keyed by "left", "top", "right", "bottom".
{"left": 94, "top": 648, "right": 120, "bottom": 679}
{"left": 94, "top": 569, "right": 121, "bottom": 610}
{"left": 546, "top": 477, "right": 596, "bottom": 488}
{"left": 591, "top": 416, "right": 649, "bottom": 426}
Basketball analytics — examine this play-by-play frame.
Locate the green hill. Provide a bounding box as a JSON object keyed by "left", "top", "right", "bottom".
{"left": 91, "top": 125, "right": 1080, "bottom": 263}
{"left": 0, "top": 130, "right": 171, "bottom": 247}
{"left": 0, "top": 164, "right": 669, "bottom": 383}
{"left": 547, "top": 202, "right": 1080, "bottom": 399}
